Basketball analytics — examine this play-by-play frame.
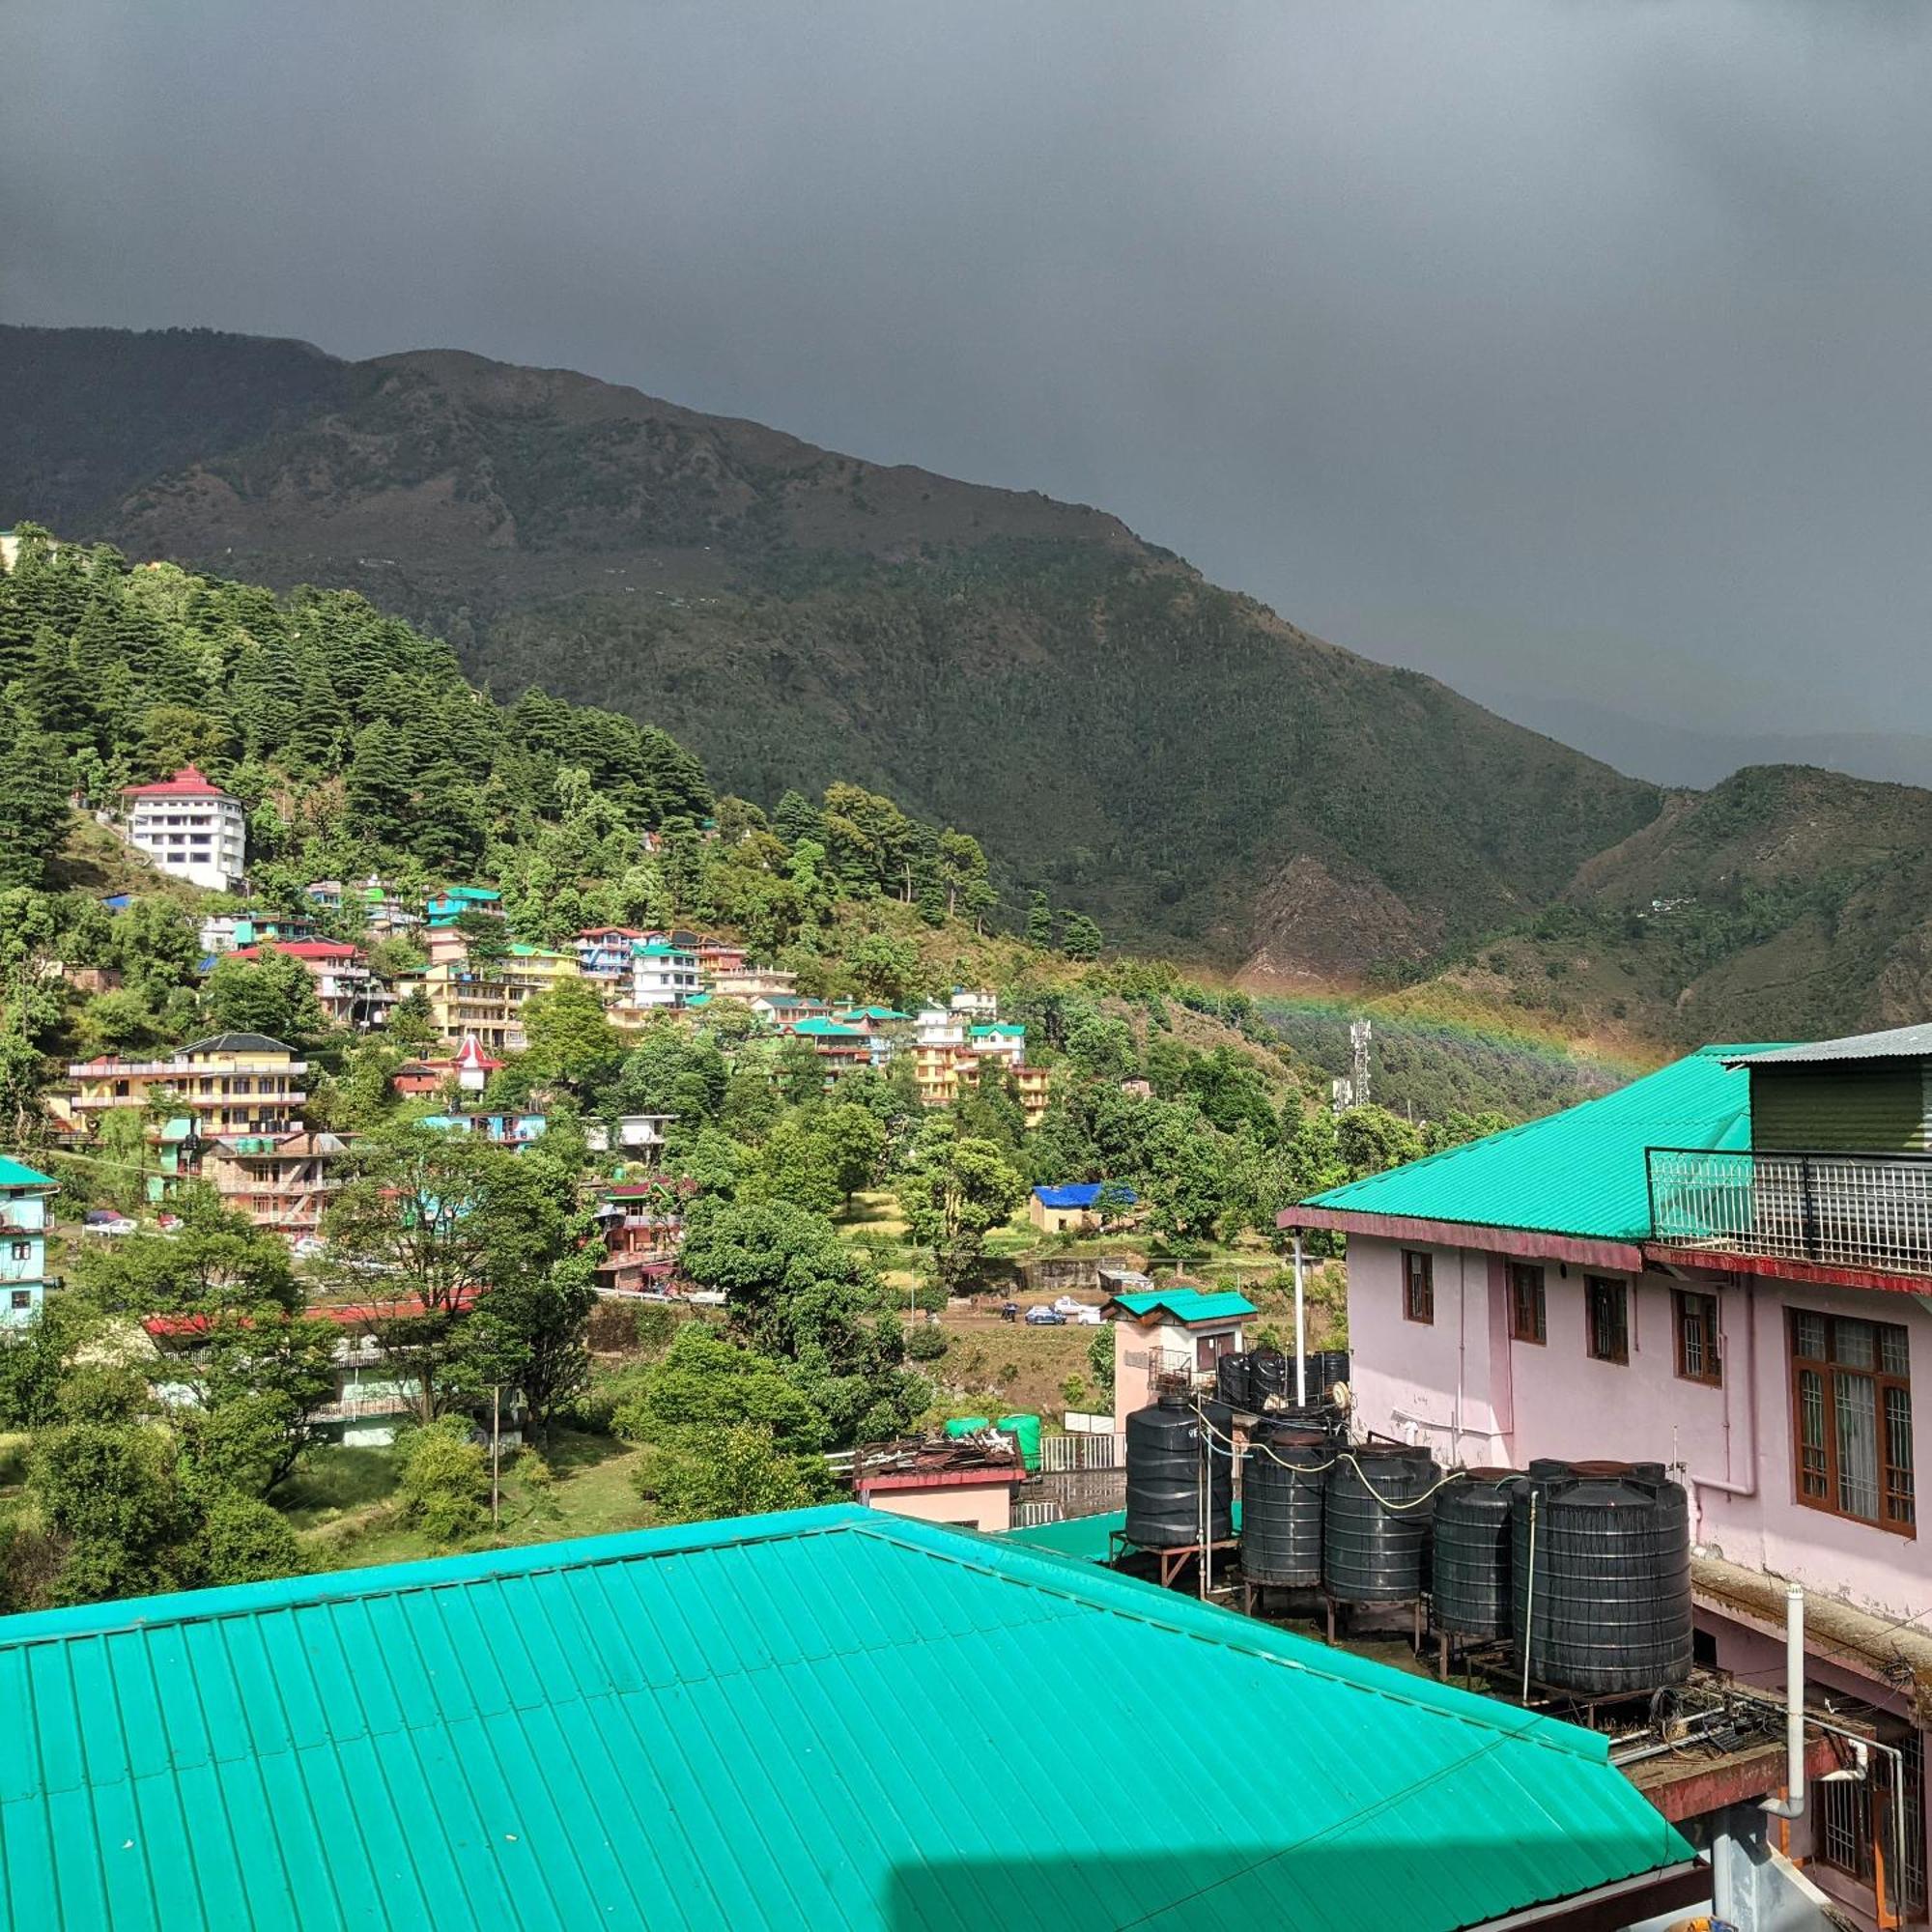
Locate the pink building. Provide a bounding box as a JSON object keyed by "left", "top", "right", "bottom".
{"left": 1283, "top": 1029, "right": 1932, "bottom": 1932}
{"left": 851, "top": 1440, "right": 1027, "bottom": 1532}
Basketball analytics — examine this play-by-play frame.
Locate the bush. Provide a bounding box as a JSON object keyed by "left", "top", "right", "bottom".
{"left": 634, "top": 1305, "right": 677, "bottom": 1354}
{"left": 513, "top": 1447, "right": 554, "bottom": 1491}
{"left": 193, "top": 1494, "right": 306, "bottom": 1586}
{"left": 905, "top": 1324, "right": 948, "bottom": 1362}
{"left": 394, "top": 1418, "right": 488, "bottom": 1543}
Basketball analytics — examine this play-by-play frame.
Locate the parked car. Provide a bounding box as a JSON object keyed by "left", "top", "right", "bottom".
{"left": 1072, "top": 1306, "right": 1103, "bottom": 1325}
{"left": 1024, "top": 1306, "right": 1065, "bottom": 1325}
{"left": 1051, "top": 1295, "right": 1090, "bottom": 1316}
{"left": 82, "top": 1212, "right": 137, "bottom": 1237}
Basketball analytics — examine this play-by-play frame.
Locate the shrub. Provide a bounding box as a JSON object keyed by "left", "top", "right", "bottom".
{"left": 634, "top": 1305, "right": 678, "bottom": 1354}
{"left": 394, "top": 1418, "right": 487, "bottom": 1543}
{"left": 193, "top": 1494, "right": 306, "bottom": 1586}
{"left": 905, "top": 1325, "right": 948, "bottom": 1362}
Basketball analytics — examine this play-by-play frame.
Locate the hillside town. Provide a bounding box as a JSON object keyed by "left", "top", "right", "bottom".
{"left": 9, "top": 10, "right": 1932, "bottom": 1920}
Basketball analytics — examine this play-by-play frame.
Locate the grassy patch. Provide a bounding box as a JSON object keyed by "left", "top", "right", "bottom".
{"left": 292, "top": 1427, "right": 655, "bottom": 1574}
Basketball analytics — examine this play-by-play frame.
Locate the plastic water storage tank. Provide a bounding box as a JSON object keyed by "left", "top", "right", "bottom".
{"left": 993, "top": 1414, "right": 1042, "bottom": 1473}
{"left": 1430, "top": 1468, "right": 1520, "bottom": 1640}
{"left": 1239, "top": 1429, "right": 1328, "bottom": 1587}
{"left": 1124, "top": 1394, "right": 1233, "bottom": 1548}
{"left": 1215, "top": 1353, "right": 1252, "bottom": 1410}
{"left": 1322, "top": 1443, "right": 1437, "bottom": 1603}
{"left": 1510, "top": 1461, "right": 1693, "bottom": 1694}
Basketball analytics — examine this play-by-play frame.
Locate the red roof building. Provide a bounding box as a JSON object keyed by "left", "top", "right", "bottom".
{"left": 121, "top": 763, "right": 230, "bottom": 799}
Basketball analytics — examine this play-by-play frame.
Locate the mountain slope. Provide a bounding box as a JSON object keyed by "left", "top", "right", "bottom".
{"left": 1, "top": 325, "right": 1665, "bottom": 965}
{"left": 1394, "top": 765, "right": 1932, "bottom": 1046}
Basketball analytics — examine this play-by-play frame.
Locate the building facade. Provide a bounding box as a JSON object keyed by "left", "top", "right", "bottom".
{"left": 121, "top": 765, "right": 246, "bottom": 891}
{"left": 199, "top": 1130, "right": 350, "bottom": 1241}
{"left": 1282, "top": 1028, "right": 1932, "bottom": 1932}
{"left": 67, "top": 1034, "right": 309, "bottom": 1139}
{"left": 0, "top": 1156, "right": 58, "bottom": 1329}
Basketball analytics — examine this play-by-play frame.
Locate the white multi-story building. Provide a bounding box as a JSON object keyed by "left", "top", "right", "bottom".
{"left": 626, "top": 940, "right": 700, "bottom": 1010}
{"left": 122, "top": 765, "right": 246, "bottom": 892}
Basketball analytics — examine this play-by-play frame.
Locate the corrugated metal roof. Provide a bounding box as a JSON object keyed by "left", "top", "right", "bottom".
{"left": 0, "top": 1156, "right": 56, "bottom": 1190}
{"left": 1725, "top": 1023, "right": 1932, "bottom": 1066}
{"left": 0, "top": 1505, "right": 1686, "bottom": 1931}
{"left": 1106, "top": 1288, "right": 1257, "bottom": 1322}
{"left": 1299, "top": 1045, "right": 1774, "bottom": 1241}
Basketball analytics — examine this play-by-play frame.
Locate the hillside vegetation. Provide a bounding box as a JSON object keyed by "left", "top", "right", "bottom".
{"left": 0, "top": 325, "right": 1663, "bottom": 968}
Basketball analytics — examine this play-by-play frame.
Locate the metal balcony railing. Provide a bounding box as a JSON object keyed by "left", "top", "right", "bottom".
{"left": 1647, "top": 1146, "right": 1932, "bottom": 1277}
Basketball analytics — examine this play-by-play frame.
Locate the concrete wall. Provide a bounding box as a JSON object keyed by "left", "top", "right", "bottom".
{"left": 858, "top": 1484, "right": 1014, "bottom": 1533}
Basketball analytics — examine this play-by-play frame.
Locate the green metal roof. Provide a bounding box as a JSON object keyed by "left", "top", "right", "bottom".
{"left": 0, "top": 1505, "right": 1687, "bottom": 1931}
{"left": 1300, "top": 1044, "right": 1773, "bottom": 1243}
{"left": 791, "top": 1017, "right": 867, "bottom": 1038}
{"left": 0, "top": 1155, "right": 57, "bottom": 1190}
{"left": 1107, "top": 1287, "right": 1258, "bottom": 1322}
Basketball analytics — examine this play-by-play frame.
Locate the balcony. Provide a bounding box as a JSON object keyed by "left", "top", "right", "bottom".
{"left": 1647, "top": 1146, "right": 1932, "bottom": 1279}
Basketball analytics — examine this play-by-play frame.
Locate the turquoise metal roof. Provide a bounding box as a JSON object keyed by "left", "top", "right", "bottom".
{"left": 1299, "top": 1044, "right": 1773, "bottom": 1243}
{"left": 0, "top": 1156, "right": 56, "bottom": 1190}
{"left": 1108, "top": 1288, "right": 1258, "bottom": 1322}
{"left": 0, "top": 1505, "right": 1686, "bottom": 1930}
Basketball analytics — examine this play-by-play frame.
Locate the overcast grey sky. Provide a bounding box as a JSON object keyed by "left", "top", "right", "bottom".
{"left": 8, "top": 2, "right": 1932, "bottom": 778}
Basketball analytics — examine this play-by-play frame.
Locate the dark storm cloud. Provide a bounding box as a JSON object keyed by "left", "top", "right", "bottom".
{"left": 8, "top": 1, "right": 1932, "bottom": 779}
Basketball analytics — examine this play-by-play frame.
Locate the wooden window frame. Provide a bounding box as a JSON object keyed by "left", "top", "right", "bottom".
{"left": 1507, "top": 1262, "right": 1547, "bottom": 1345}
{"left": 1584, "top": 1275, "right": 1629, "bottom": 1365}
{"left": 1788, "top": 1309, "right": 1914, "bottom": 1538}
{"left": 1672, "top": 1289, "right": 1722, "bottom": 1386}
{"left": 1402, "top": 1249, "right": 1435, "bottom": 1325}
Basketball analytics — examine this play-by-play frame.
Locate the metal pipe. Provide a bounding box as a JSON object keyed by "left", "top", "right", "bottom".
{"left": 1761, "top": 1582, "right": 1805, "bottom": 1821}
{"left": 1691, "top": 1276, "right": 1759, "bottom": 1529}
{"left": 1293, "top": 1235, "right": 1307, "bottom": 1406}
{"left": 1520, "top": 1489, "right": 1538, "bottom": 1704}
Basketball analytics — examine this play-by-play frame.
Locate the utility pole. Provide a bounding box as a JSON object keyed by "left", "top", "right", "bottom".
{"left": 491, "top": 1382, "right": 502, "bottom": 1530}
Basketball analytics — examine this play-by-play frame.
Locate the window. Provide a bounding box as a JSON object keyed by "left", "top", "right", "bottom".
{"left": 1790, "top": 1310, "right": 1913, "bottom": 1534}
{"left": 1585, "top": 1276, "right": 1628, "bottom": 1364}
{"left": 9, "top": 1241, "right": 29, "bottom": 1262}
{"left": 1508, "top": 1263, "right": 1546, "bottom": 1344}
{"left": 1402, "top": 1250, "right": 1435, "bottom": 1324}
{"left": 1673, "top": 1290, "right": 1722, "bottom": 1385}
{"left": 1819, "top": 1721, "right": 1924, "bottom": 1916}
{"left": 8, "top": 1291, "right": 30, "bottom": 1311}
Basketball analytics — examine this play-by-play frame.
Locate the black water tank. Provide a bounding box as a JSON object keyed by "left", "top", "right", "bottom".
{"left": 1308, "top": 1350, "right": 1350, "bottom": 1397}
{"left": 1430, "top": 1468, "right": 1520, "bottom": 1639}
{"left": 1215, "top": 1353, "right": 1252, "bottom": 1410}
{"left": 1124, "top": 1395, "right": 1233, "bottom": 1548}
{"left": 1240, "top": 1430, "right": 1328, "bottom": 1586}
{"left": 1248, "top": 1350, "right": 1290, "bottom": 1407}
{"left": 1323, "top": 1444, "right": 1438, "bottom": 1602}
{"left": 1511, "top": 1461, "right": 1693, "bottom": 1694}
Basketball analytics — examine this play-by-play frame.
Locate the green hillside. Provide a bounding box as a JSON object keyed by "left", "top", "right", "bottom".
{"left": 0, "top": 325, "right": 1663, "bottom": 967}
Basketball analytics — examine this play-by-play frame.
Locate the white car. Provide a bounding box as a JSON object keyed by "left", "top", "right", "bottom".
{"left": 85, "top": 1214, "right": 137, "bottom": 1237}
{"left": 1073, "top": 1306, "right": 1103, "bottom": 1325}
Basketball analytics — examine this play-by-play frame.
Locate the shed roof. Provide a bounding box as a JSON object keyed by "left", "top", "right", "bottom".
{"left": 0, "top": 1155, "right": 56, "bottom": 1191}
{"left": 1033, "top": 1182, "right": 1137, "bottom": 1209}
{"left": 0, "top": 1505, "right": 1688, "bottom": 1930}
{"left": 1724, "top": 1023, "right": 1932, "bottom": 1066}
{"left": 1107, "top": 1287, "right": 1257, "bottom": 1322}
{"left": 1289, "top": 1045, "right": 1769, "bottom": 1245}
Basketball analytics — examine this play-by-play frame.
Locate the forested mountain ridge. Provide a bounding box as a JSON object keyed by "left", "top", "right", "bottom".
{"left": 0, "top": 325, "right": 1664, "bottom": 967}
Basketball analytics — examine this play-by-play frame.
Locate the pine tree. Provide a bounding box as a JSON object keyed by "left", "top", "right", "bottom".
{"left": 0, "top": 698, "right": 71, "bottom": 889}
{"left": 1025, "top": 890, "right": 1054, "bottom": 948}
{"left": 289, "top": 666, "right": 349, "bottom": 772}
{"left": 1060, "top": 911, "right": 1103, "bottom": 961}
{"left": 772, "top": 789, "right": 821, "bottom": 849}
{"left": 345, "top": 721, "right": 412, "bottom": 848}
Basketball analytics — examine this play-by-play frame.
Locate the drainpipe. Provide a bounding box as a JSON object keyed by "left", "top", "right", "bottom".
{"left": 1293, "top": 1234, "right": 1307, "bottom": 1406}
{"left": 1454, "top": 1249, "right": 1467, "bottom": 1463}
{"left": 1691, "top": 1276, "right": 1757, "bottom": 1535}
{"left": 1760, "top": 1582, "right": 1805, "bottom": 1822}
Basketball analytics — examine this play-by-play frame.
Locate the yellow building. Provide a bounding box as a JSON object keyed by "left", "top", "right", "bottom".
{"left": 909, "top": 1014, "right": 1051, "bottom": 1126}
{"left": 421, "top": 945, "right": 580, "bottom": 1053}
{"left": 67, "top": 1033, "right": 309, "bottom": 1139}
